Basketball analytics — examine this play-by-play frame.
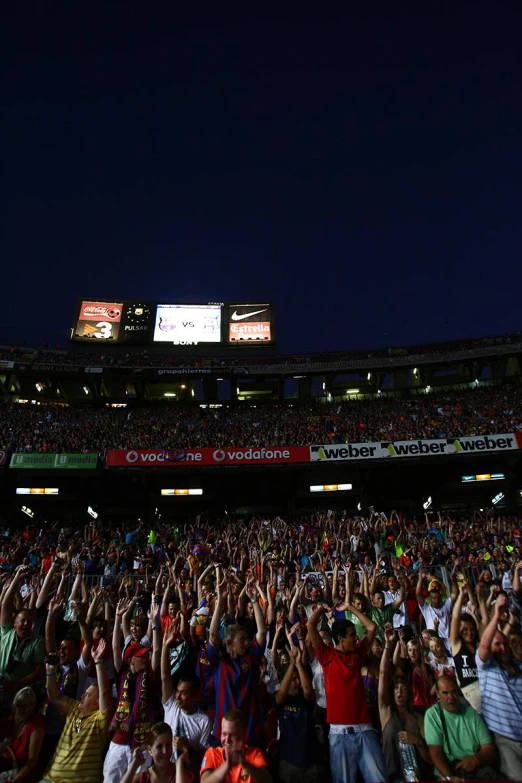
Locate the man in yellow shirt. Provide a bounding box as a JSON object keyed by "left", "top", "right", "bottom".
{"left": 39, "top": 638, "right": 113, "bottom": 783}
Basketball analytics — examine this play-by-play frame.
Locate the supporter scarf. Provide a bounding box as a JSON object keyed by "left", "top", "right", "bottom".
{"left": 61, "top": 661, "right": 79, "bottom": 699}
{"left": 110, "top": 669, "right": 153, "bottom": 747}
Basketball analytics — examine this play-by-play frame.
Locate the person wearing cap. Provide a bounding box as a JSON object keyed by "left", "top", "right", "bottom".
{"left": 416, "top": 569, "right": 458, "bottom": 647}
{"left": 102, "top": 603, "right": 161, "bottom": 783}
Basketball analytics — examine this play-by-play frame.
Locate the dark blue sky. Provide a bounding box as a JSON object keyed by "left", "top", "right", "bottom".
{"left": 3, "top": 2, "right": 522, "bottom": 354}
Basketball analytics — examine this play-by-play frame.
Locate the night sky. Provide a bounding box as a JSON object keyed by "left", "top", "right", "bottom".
{"left": 3, "top": 2, "right": 522, "bottom": 355}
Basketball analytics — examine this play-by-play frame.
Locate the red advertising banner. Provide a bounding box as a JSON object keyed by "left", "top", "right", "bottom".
{"left": 106, "top": 447, "right": 310, "bottom": 467}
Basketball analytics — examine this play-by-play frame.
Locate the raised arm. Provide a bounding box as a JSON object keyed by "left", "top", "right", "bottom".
{"left": 161, "top": 623, "right": 177, "bottom": 703}
{"left": 378, "top": 626, "right": 396, "bottom": 722}
{"left": 513, "top": 560, "right": 522, "bottom": 594}
{"left": 306, "top": 605, "right": 326, "bottom": 649}
{"left": 246, "top": 575, "right": 267, "bottom": 649}
{"left": 35, "top": 562, "right": 60, "bottom": 609}
{"left": 93, "top": 638, "right": 112, "bottom": 713}
{"left": 45, "top": 596, "right": 65, "bottom": 655}
{"left": 209, "top": 577, "right": 227, "bottom": 649}
{"left": 0, "top": 567, "right": 27, "bottom": 626}
{"left": 336, "top": 598, "right": 378, "bottom": 645}
{"left": 478, "top": 593, "right": 507, "bottom": 663}
{"left": 449, "top": 582, "right": 467, "bottom": 655}
{"left": 416, "top": 569, "right": 426, "bottom": 608}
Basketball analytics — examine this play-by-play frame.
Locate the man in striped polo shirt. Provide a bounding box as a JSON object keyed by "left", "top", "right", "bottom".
{"left": 477, "top": 594, "right": 522, "bottom": 781}
{"left": 39, "top": 639, "right": 112, "bottom": 783}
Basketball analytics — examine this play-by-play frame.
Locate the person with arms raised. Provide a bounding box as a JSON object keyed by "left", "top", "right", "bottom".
{"left": 39, "top": 638, "right": 112, "bottom": 783}
{"left": 307, "top": 601, "right": 387, "bottom": 783}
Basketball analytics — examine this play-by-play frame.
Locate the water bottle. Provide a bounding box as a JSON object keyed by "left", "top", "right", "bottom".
{"left": 399, "top": 740, "right": 418, "bottom": 782}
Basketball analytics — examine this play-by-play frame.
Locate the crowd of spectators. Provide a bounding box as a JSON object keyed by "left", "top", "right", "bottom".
{"left": 1, "top": 386, "right": 521, "bottom": 454}
{"left": 1, "top": 328, "right": 521, "bottom": 370}
{"left": 0, "top": 508, "right": 520, "bottom": 782}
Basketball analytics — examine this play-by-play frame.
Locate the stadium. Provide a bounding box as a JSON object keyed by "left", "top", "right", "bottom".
{"left": 1, "top": 298, "right": 522, "bottom": 523}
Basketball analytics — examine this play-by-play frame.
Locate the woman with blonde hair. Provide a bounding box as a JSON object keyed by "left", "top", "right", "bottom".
{"left": 0, "top": 687, "right": 44, "bottom": 782}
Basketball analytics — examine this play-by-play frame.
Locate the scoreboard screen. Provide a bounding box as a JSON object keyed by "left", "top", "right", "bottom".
{"left": 72, "top": 300, "right": 275, "bottom": 346}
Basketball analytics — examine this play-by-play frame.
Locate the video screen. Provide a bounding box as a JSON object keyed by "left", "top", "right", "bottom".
{"left": 153, "top": 304, "right": 222, "bottom": 343}
{"left": 228, "top": 303, "right": 272, "bottom": 342}
{"left": 74, "top": 301, "right": 123, "bottom": 341}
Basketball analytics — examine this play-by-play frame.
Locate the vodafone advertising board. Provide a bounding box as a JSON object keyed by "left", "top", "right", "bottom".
{"left": 106, "top": 447, "right": 310, "bottom": 467}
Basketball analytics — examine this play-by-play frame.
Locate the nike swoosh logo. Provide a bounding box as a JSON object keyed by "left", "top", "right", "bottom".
{"left": 231, "top": 309, "right": 268, "bottom": 321}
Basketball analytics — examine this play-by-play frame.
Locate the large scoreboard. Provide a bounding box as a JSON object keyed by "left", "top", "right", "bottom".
{"left": 71, "top": 301, "right": 274, "bottom": 346}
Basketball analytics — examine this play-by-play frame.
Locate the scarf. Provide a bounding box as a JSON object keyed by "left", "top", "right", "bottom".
{"left": 61, "top": 661, "right": 79, "bottom": 699}
{"left": 110, "top": 669, "right": 153, "bottom": 748}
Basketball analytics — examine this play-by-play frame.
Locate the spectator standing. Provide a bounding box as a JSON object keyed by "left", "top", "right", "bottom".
{"left": 477, "top": 595, "right": 522, "bottom": 780}
{"left": 208, "top": 574, "right": 267, "bottom": 744}
{"left": 307, "top": 604, "right": 387, "bottom": 783}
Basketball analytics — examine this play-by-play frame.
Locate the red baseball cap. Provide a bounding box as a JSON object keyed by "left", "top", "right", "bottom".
{"left": 124, "top": 642, "right": 151, "bottom": 661}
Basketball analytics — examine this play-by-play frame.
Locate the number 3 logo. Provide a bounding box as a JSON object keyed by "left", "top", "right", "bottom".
{"left": 94, "top": 322, "right": 113, "bottom": 339}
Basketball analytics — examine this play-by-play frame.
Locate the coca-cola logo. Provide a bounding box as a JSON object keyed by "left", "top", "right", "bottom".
{"left": 83, "top": 305, "right": 121, "bottom": 320}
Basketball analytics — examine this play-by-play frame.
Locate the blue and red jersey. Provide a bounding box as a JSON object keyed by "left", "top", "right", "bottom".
{"left": 207, "top": 637, "right": 265, "bottom": 742}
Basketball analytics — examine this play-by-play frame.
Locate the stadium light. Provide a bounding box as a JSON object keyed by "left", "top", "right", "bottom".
{"left": 367, "top": 372, "right": 371, "bottom": 381}
{"left": 161, "top": 489, "right": 203, "bottom": 496}
{"left": 21, "top": 506, "right": 35, "bottom": 518}
{"left": 164, "top": 392, "right": 176, "bottom": 397}
{"left": 413, "top": 368, "right": 418, "bottom": 375}
{"left": 35, "top": 382, "right": 44, "bottom": 392}
{"left": 426, "top": 385, "right": 431, "bottom": 392}
{"left": 422, "top": 496, "right": 432, "bottom": 510}
{"left": 87, "top": 506, "right": 99, "bottom": 519}
{"left": 16, "top": 488, "right": 59, "bottom": 495}
{"left": 492, "top": 492, "right": 504, "bottom": 506}
{"left": 83, "top": 386, "right": 90, "bottom": 395}
{"left": 310, "top": 484, "right": 352, "bottom": 493}
{"left": 345, "top": 389, "right": 360, "bottom": 395}
{"left": 181, "top": 385, "right": 186, "bottom": 389}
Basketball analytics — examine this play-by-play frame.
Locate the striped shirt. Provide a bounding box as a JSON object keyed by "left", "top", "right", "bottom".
{"left": 207, "top": 637, "right": 265, "bottom": 742}
{"left": 45, "top": 696, "right": 111, "bottom": 783}
{"left": 476, "top": 653, "right": 522, "bottom": 741}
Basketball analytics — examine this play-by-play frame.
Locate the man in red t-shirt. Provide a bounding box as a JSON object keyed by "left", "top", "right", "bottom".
{"left": 200, "top": 709, "right": 270, "bottom": 783}
{"left": 307, "top": 603, "right": 387, "bottom": 783}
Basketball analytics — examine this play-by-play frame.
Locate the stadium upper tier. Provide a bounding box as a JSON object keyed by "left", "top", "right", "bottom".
{"left": 1, "top": 328, "right": 522, "bottom": 372}
{"left": 1, "top": 385, "right": 521, "bottom": 452}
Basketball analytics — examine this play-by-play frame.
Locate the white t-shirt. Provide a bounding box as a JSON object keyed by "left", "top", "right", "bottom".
{"left": 384, "top": 590, "right": 408, "bottom": 628}
{"left": 419, "top": 598, "right": 452, "bottom": 640}
{"left": 163, "top": 695, "right": 211, "bottom": 759}
{"left": 310, "top": 656, "right": 326, "bottom": 709}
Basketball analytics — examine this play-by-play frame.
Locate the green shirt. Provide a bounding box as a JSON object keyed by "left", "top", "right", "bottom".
{"left": 0, "top": 623, "right": 45, "bottom": 702}
{"left": 424, "top": 702, "right": 492, "bottom": 772}
{"left": 371, "top": 604, "right": 396, "bottom": 639}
